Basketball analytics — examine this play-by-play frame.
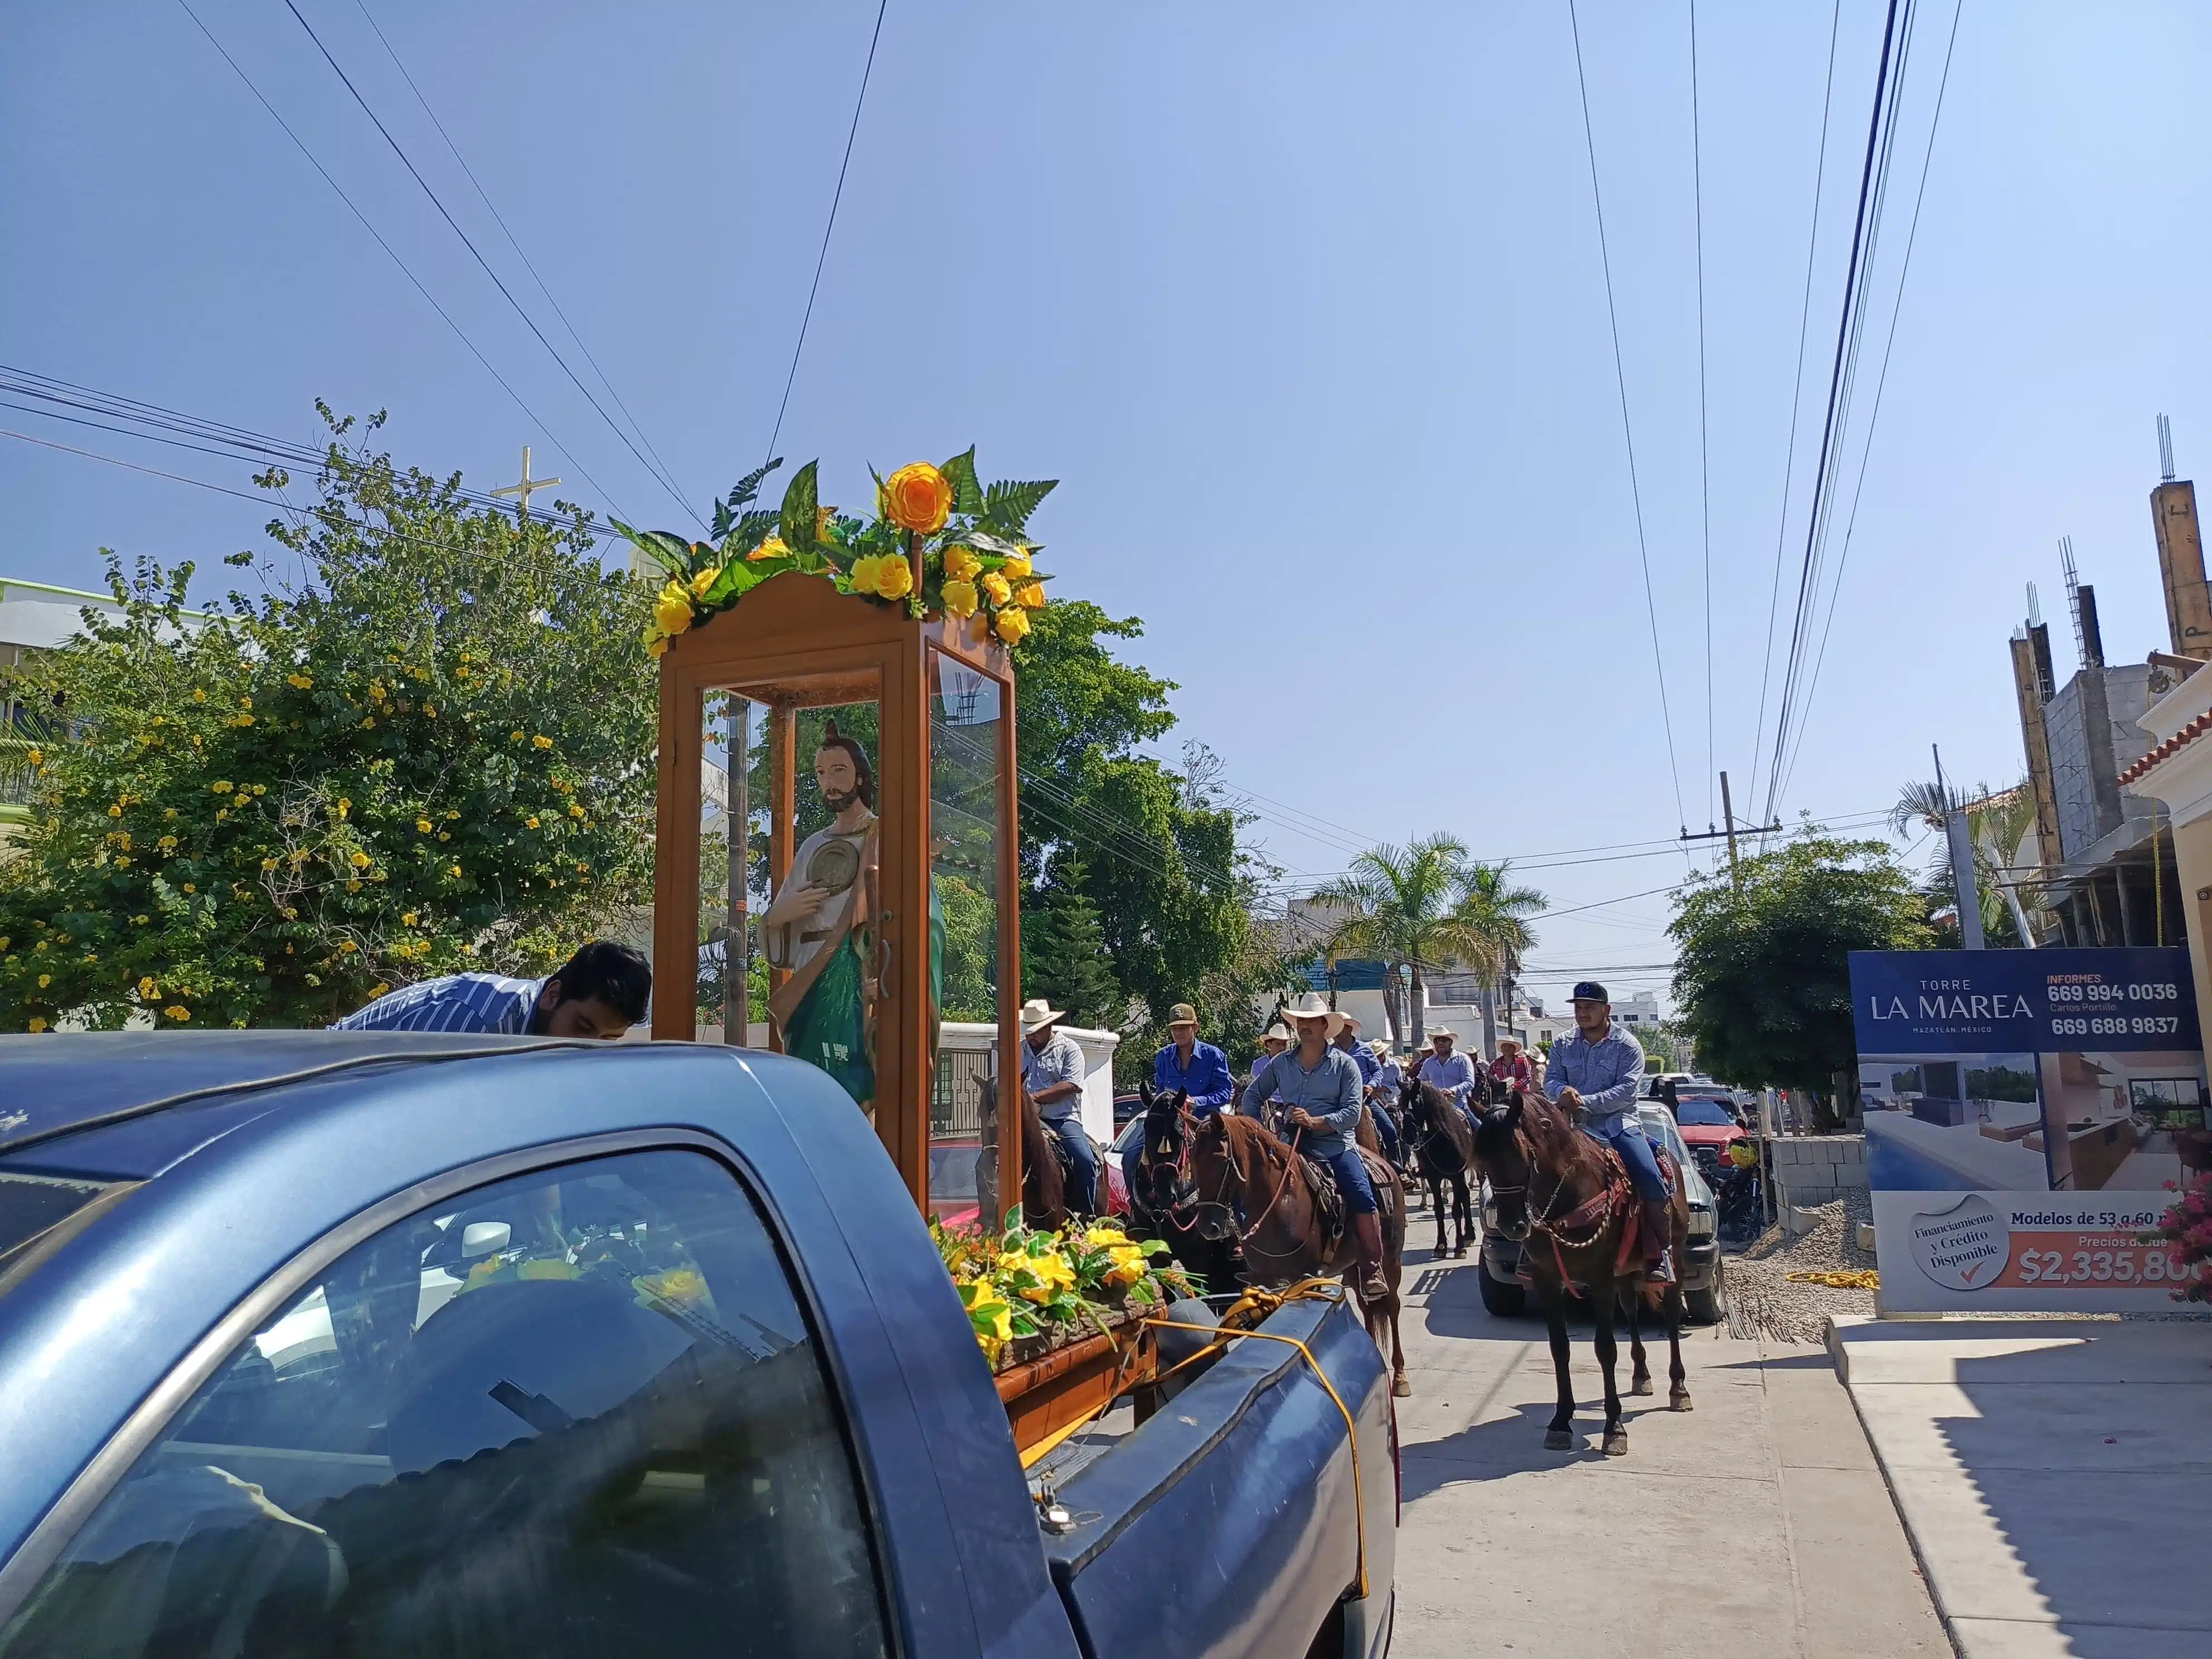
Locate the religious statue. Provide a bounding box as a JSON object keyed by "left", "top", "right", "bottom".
{"left": 763, "top": 724, "right": 879, "bottom": 1111}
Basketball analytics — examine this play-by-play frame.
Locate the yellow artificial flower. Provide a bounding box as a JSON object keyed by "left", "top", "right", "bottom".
{"left": 815, "top": 506, "right": 837, "bottom": 540}
{"left": 164, "top": 1005, "right": 190, "bottom": 1022}
{"left": 879, "top": 462, "right": 953, "bottom": 533}
{"left": 644, "top": 629, "right": 670, "bottom": 659}
{"left": 943, "top": 545, "right": 981, "bottom": 582}
{"left": 691, "top": 565, "right": 723, "bottom": 599}
{"left": 980, "top": 571, "right": 1011, "bottom": 605}
{"left": 874, "top": 555, "right": 914, "bottom": 601}
{"left": 748, "top": 535, "right": 791, "bottom": 562}
{"left": 995, "top": 607, "right": 1030, "bottom": 645}
{"left": 848, "top": 555, "right": 884, "bottom": 595}
{"left": 1104, "top": 1243, "right": 1151, "bottom": 1288}
{"left": 1084, "top": 1223, "right": 1130, "bottom": 1248}
{"left": 1017, "top": 581, "right": 1047, "bottom": 609}
{"left": 1001, "top": 550, "right": 1032, "bottom": 580}
{"left": 653, "top": 582, "right": 695, "bottom": 636}
{"left": 942, "top": 578, "right": 979, "bottom": 619}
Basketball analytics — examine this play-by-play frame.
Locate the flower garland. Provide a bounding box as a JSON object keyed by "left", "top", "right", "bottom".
{"left": 617, "top": 450, "right": 1056, "bottom": 660}
{"left": 931, "top": 1210, "right": 1193, "bottom": 1369}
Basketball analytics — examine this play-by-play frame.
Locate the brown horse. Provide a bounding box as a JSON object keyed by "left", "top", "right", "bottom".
{"left": 976, "top": 1076, "right": 1073, "bottom": 1229}
{"left": 1399, "top": 1076, "right": 1476, "bottom": 1258}
{"left": 1126, "top": 1086, "right": 1245, "bottom": 1296}
{"left": 1185, "top": 1112, "right": 1410, "bottom": 1396}
{"left": 1469, "top": 1090, "right": 1690, "bottom": 1456}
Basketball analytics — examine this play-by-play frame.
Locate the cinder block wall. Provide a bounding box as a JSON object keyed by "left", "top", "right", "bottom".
{"left": 1769, "top": 1134, "right": 1867, "bottom": 1211}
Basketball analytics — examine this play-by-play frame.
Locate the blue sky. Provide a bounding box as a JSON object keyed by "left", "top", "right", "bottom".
{"left": 7, "top": 2, "right": 2211, "bottom": 1013}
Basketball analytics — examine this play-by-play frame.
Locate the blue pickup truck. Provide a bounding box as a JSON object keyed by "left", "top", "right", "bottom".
{"left": 0, "top": 1035, "right": 1395, "bottom": 1658}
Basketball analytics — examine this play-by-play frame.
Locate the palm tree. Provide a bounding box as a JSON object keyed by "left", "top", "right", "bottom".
{"left": 1453, "top": 860, "right": 1548, "bottom": 1055}
{"left": 1311, "top": 838, "right": 1547, "bottom": 1050}
{"left": 1891, "top": 776, "right": 2046, "bottom": 945}
{"left": 1311, "top": 835, "right": 1471, "bottom": 1048}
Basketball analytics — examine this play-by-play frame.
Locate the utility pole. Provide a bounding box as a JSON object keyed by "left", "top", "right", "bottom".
{"left": 491, "top": 445, "right": 561, "bottom": 522}
{"left": 1934, "top": 743, "right": 1985, "bottom": 949}
{"left": 1681, "top": 771, "right": 1779, "bottom": 884}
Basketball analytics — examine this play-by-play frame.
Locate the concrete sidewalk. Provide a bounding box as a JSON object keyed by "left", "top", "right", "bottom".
{"left": 1391, "top": 1253, "right": 1946, "bottom": 1658}
{"left": 1828, "top": 1316, "right": 2212, "bottom": 1658}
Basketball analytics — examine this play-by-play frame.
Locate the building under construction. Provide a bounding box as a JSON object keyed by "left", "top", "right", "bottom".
{"left": 2009, "top": 424, "right": 2204, "bottom": 946}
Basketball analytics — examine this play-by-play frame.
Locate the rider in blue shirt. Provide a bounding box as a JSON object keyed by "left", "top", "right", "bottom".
{"left": 1543, "top": 979, "right": 1669, "bottom": 1281}
{"left": 1244, "top": 994, "right": 1388, "bottom": 1299}
{"left": 1332, "top": 1016, "right": 1398, "bottom": 1159}
{"left": 1126, "top": 1002, "right": 1236, "bottom": 1206}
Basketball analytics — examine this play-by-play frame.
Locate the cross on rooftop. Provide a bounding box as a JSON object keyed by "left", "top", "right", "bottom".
{"left": 491, "top": 446, "right": 562, "bottom": 520}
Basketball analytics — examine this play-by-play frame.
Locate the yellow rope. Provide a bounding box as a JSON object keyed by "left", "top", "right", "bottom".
{"left": 1019, "top": 1278, "right": 1375, "bottom": 1599}
{"left": 1785, "top": 1269, "right": 1880, "bottom": 1289}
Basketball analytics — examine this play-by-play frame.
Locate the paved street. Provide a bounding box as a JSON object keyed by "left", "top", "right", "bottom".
{"left": 1391, "top": 1244, "right": 1948, "bottom": 1658}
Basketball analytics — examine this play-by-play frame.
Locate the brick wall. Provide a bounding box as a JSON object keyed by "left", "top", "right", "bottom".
{"left": 1769, "top": 1134, "right": 1867, "bottom": 1211}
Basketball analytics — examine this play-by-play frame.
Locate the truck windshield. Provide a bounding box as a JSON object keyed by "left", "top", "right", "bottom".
{"left": 0, "top": 1172, "right": 130, "bottom": 1294}
{"left": 1672, "top": 1100, "right": 1736, "bottom": 1127}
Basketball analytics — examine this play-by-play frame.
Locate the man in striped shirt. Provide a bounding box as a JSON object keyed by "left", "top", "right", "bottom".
{"left": 331, "top": 940, "right": 652, "bottom": 1039}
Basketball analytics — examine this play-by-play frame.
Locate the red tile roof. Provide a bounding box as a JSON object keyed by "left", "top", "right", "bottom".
{"left": 2119, "top": 708, "right": 2212, "bottom": 788}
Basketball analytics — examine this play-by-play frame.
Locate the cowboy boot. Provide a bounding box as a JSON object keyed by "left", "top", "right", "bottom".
{"left": 1351, "top": 1210, "right": 1390, "bottom": 1302}
{"left": 1639, "top": 1197, "right": 1673, "bottom": 1283}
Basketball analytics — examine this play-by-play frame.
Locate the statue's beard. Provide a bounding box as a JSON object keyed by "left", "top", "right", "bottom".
{"left": 822, "top": 785, "right": 863, "bottom": 814}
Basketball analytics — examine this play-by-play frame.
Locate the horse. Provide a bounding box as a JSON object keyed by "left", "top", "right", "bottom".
{"left": 1469, "top": 1090, "right": 1691, "bottom": 1456}
{"left": 1398, "top": 1076, "right": 1476, "bottom": 1258}
{"left": 1185, "top": 1110, "right": 1411, "bottom": 1397}
{"left": 976, "top": 1075, "right": 1075, "bottom": 1229}
{"left": 1124, "top": 1084, "right": 1245, "bottom": 1295}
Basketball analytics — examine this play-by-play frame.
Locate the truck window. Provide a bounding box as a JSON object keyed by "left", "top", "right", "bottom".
{"left": 0, "top": 1148, "right": 891, "bottom": 1659}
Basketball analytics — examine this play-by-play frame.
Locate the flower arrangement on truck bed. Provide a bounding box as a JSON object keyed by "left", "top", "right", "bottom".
{"left": 619, "top": 450, "right": 1055, "bottom": 659}
{"left": 932, "top": 1211, "right": 1195, "bottom": 1370}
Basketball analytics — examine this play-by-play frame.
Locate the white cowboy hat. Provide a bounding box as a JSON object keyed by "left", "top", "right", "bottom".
{"left": 1428, "top": 1027, "right": 1457, "bottom": 1041}
{"left": 1262, "top": 1021, "right": 1293, "bottom": 1045}
{"left": 1280, "top": 991, "right": 1348, "bottom": 1037}
{"left": 1368, "top": 1038, "right": 1390, "bottom": 1055}
{"left": 1497, "top": 1035, "right": 1523, "bottom": 1050}
{"left": 1019, "top": 998, "right": 1068, "bottom": 1033}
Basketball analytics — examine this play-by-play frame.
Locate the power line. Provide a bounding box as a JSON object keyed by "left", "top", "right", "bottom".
{"left": 1762, "top": 0, "right": 1905, "bottom": 831}
{"left": 171, "top": 0, "right": 630, "bottom": 523}
{"left": 1748, "top": 0, "right": 1844, "bottom": 822}
{"left": 1776, "top": 0, "right": 1963, "bottom": 803}
{"left": 345, "top": 0, "right": 695, "bottom": 523}
{"left": 1565, "top": 0, "right": 1690, "bottom": 842}
{"left": 764, "top": 0, "right": 890, "bottom": 469}
{"left": 276, "top": 0, "right": 698, "bottom": 527}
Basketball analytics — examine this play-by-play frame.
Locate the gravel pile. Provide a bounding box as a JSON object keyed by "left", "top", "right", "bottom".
{"left": 1723, "top": 1192, "right": 1875, "bottom": 1344}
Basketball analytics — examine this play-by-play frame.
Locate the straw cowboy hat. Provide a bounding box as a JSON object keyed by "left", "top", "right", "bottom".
{"left": 1497, "top": 1035, "right": 1523, "bottom": 1051}
{"left": 1368, "top": 1038, "right": 1391, "bottom": 1056}
{"left": 1279, "top": 991, "right": 1348, "bottom": 1038}
{"left": 1262, "top": 1021, "right": 1293, "bottom": 1045}
{"left": 1018, "top": 998, "right": 1068, "bottom": 1033}
{"left": 1428, "top": 1026, "right": 1457, "bottom": 1041}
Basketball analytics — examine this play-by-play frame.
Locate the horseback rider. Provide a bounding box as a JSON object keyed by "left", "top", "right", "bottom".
{"left": 1021, "top": 998, "right": 1098, "bottom": 1217}
{"left": 1488, "top": 1035, "right": 1533, "bottom": 1097}
{"left": 1126, "top": 1001, "right": 1236, "bottom": 1210}
{"left": 1332, "top": 1015, "right": 1399, "bottom": 1161}
{"left": 1243, "top": 992, "right": 1389, "bottom": 1300}
{"left": 1253, "top": 1020, "right": 1292, "bottom": 1079}
{"left": 1367, "top": 1039, "right": 1406, "bottom": 1161}
{"left": 1416, "top": 1027, "right": 1479, "bottom": 1126}
{"left": 1544, "top": 979, "right": 1668, "bottom": 1282}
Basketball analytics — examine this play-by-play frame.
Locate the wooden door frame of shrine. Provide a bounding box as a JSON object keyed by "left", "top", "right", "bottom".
{"left": 652, "top": 570, "right": 1024, "bottom": 1216}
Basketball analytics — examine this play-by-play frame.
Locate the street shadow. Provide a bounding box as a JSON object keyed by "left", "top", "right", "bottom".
{"left": 1401, "top": 1401, "right": 1613, "bottom": 1498}
{"left": 1864, "top": 1323, "right": 2212, "bottom": 1645}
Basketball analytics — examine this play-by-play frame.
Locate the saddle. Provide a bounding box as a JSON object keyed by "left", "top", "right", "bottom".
{"left": 1295, "top": 1146, "right": 1395, "bottom": 1256}
{"left": 1515, "top": 1137, "right": 1681, "bottom": 1288}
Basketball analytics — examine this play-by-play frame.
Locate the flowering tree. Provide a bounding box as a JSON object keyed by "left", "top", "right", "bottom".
{"left": 0, "top": 410, "right": 656, "bottom": 1031}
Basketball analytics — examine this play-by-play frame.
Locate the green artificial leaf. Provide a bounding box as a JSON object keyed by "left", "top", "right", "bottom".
{"left": 941, "top": 447, "right": 984, "bottom": 515}
{"left": 727, "top": 458, "right": 782, "bottom": 510}
{"left": 981, "top": 478, "right": 1057, "bottom": 533}
{"left": 701, "top": 559, "right": 773, "bottom": 608}
{"left": 780, "top": 461, "right": 821, "bottom": 550}
{"left": 1137, "top": 1238, "right": 1169, "bottom": 1254}
{"left": 964, "top": 530, "right": 1026, "bottom": 559}
{"left": 610, "top": 521, "right": 694, "bottom": 579}
{"left": 1010, "top": 1311, "right": 1040, "bottom": 1337}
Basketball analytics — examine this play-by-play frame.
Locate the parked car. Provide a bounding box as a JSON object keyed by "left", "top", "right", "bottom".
{"left": 0, "top": 1034, "right": 1396, "bottom": 1658}
{"left": 1477, "top": 1104, "right": 1723, "bottom": 1325}
{"left": 1667, "top": 1094, "right": 1757, "bottom": 1182}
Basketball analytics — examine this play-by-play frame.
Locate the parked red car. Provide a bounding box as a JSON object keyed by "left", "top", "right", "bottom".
{"left": 1668, "top": 1093, "right": 1753, "bottom": 1181}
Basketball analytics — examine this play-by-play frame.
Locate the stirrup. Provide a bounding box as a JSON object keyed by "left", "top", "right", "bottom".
{"left": 1643, "top": 1249, "right": 1673, "bottom": 1284}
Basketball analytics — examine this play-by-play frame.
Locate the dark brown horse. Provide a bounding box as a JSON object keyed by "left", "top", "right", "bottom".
{"left": 976, "top": 1076, "right": 1073, "bottom": 1229}
{"left": 1126, "top": 1085, "right": 1245, "bottom": 1295}
{"left": 1185, "top": 1112, "right": 1410, "bottom": 1396}
{"left": 1399, "top": 1076, "right": 1475, "bottom": 1258}
{"left": 1469, "top": 1090, "right": 1690, "bottom": 1456}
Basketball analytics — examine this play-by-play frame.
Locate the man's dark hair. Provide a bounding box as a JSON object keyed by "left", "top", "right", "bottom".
{"left": 548, "top": 940, "right": 652, "bottom": 1023}
{"left": 817, "top": 720, "right": 875, "bottom": 809}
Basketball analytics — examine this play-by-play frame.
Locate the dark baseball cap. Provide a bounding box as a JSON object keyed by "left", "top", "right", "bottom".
{"left": 1571, "top": 980, "right": 1609, "bottom": 1003}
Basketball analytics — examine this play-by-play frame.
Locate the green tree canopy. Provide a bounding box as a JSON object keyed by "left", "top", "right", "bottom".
{"left": 1668, "top": 833, "right": 1930, "bottom": 1119}
{"left": 0, "top": 410, "right": 656, "bottom": 1030}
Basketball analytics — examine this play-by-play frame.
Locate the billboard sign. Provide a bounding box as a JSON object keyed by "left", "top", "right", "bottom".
{"left": 1850, "top": 947, "right": 2206, "bottom": 1312}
